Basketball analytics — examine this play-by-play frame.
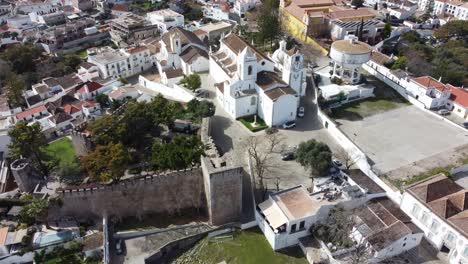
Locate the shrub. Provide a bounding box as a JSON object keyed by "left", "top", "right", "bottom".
{"left": 331, "top": 77, "right": 343, "bottom": 85}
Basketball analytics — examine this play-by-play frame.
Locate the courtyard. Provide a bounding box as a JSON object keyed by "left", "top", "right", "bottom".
{"left": 337, "top": 105, "right": 468, "bottom": 176}
{"left": 45, "top": 137, "right": 78, "bottom": 167}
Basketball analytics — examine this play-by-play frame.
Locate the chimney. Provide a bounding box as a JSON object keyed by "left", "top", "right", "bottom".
{"left": 438, "top": 76, "right": 442, "bottom": 82}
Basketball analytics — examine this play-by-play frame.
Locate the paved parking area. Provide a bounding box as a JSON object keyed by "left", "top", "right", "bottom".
{"left": 206, "top": 74, "right": 343, "bottom": 190}
{"left": 338, "top": 105, "right": 468, "bottom": 175}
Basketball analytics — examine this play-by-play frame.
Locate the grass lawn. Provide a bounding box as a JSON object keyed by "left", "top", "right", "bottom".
{"left": 174, "top": 228, "right": 307, "bottom": 264}
{"left": 331, "top": 75, "right": 410, "bottom": 120}
{"left": 239, "top": 115, "right": 268, "bottom": 132}
{"left": 45, "top": 137, "right": 77, "bottom": 166}
{"left": 75, "top": 49, "right": 88, "bottom": 58}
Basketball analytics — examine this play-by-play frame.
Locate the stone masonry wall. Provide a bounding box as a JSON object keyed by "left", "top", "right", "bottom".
{"left": 52, "top": 168, "right": 205, "bottom": 220}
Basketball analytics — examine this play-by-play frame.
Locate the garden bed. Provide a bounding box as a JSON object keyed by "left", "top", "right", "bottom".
{"left": 239, "top": 115, "right": 268, "bottom": 132}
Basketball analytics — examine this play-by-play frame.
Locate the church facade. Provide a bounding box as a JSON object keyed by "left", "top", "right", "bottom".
{"left": 210, "top": 34, "right": 306, "bottom": 127}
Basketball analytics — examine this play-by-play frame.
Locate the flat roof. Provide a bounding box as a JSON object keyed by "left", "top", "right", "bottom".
{"left": 271, "top": 185, "right": 319, "bottom": 220}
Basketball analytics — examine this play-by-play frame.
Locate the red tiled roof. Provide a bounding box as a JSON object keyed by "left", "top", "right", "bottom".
{"left": 16, "top": 105, "right": 47, "bottom": 119}
{"left": 127, "top": 46, "right": 148, "bottom": 54}
{"left": 76, "top": 82, "right": 103, "bottom": 94}
{"left": 448, "top": 85, "right": 468, "bottom": 108}
{"left": 412, "top": 76, "right": 448, "bottom": 92}
{"left": 63, "top": 104, "right": 81, "bottom": 115}
{"left": 112, "top": 4, "right": 129, "bottom": 12}
{"left": 83, "top": 100, "right": 98, "bottom": 108}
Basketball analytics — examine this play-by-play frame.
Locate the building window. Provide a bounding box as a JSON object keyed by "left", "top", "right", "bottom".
{"left": 250, "top": 97, "right": 256, "bottom": 106}
{"left": 248, "top": 65, "right": 252, "bottom": 75}
{"left": 290, "top": 224, "right": 296, "bottom": 233}
{"left": 445, "top": 231, "right": 456, "bottom": 243}
{"left": 403, "top": 243, "right": 406, "bottom": 247}
{"left": 420, "top": 212, "right": 430, "bottom": 226}
{"left": 295, "top": 56, "right": 299, "bottom": 62}
{"left": 299, "top": 221, "right": 305, "bottom": 230}
{"left": 430, "top": 220, "right": 440, "bottom": 234}
{"left": 411, "top": 204, "right": 421, "bottom": 217}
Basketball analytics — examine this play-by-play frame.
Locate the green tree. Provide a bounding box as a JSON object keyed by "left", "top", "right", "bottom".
{"left": 56, "top": 54, "right": 82, "bottom": 75}
{"left": 118, "top": 77, "right": 129, "bottom": 84}
{"left": 18, "top": 195, "right": 49, "bottom": 225}
{"left": 351, "top": 0, "right": 364, "bottom": 7}
{"left": 434, "top": 20, "right": 468, "bottom": 41}
{"left": 149, "top": 135, "right": 203, "bottom": 170}
{"left": 313, "top": 205, "right": 355, "bottom": 248}
{"left": 257, "top": 0, "right": 282, "bottom": 48}
{"left": 0, "top": 44, "right": 41, "bottom": 74}
{"left": 82, "top": 142, "right": 130, "bottom": 182}
{"left": 391, "top": 56, "right": 407, "bottom": 70}
{"left": 87, "top": 115, "right": 123, "bottom": 146}
{"left": 3, "top": 73, "right": 26, "bottom": 107}
{"left": 185, "top": 99, "right": 215, "bottom": 121}
{"left": 95, "top": 93, "right": 110, "bottom": 108}
{"left": 8, "top": 122, "right": 51, "bottom": 175}
{"left": 180, "top": 74, "right": 201, "bottom": 91}
{"left": 382, "top": 23, "right": 392, "bottom": 39}
{"left": 296, "top": 139, "right": 332, "bottom": 189}
{"left": 56, "top": 163, "right": 82, "bottom": 185}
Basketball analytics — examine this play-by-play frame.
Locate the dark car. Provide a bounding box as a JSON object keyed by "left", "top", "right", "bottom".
{"left": 281, "top": 152, "right": 295, "bottom": 161}
{"left": 463, "top": 122, "right": 468, "bottom": 129}
{"left": 282, "top": 120, "right": 296, "bottom": 129}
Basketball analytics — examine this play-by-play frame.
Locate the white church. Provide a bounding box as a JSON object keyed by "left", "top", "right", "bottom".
{"left": 210, "top": 33, "right": 306, "bottom": 127}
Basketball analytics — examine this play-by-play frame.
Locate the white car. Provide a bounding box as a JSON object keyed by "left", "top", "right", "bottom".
{"left": 438, "top": 109, "right": 450, "bottom": 116}
{"left": 298, "top": 106, "right": 305, "bottom": 117}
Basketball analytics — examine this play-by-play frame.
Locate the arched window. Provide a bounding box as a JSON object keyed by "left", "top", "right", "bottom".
{"left": 248, "top": 65, "right": 252, "bottom": 75}
{"left": 251, "top": 97, "right": 256, "bottom": 106}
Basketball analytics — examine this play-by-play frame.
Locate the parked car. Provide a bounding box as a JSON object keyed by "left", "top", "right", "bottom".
{"left": 298, "top": 106, "right": 305, "bottom": 117}
{"left": 282, "top": 120, "right": 296, "bottom": 129}
{"left": 463, "top": 122, "right": 468, "bottom": 129}
{"left": 438, "top": 109, "right": 450, "bottom": 116}
{"left": 332, "top": 159, "right": 344, "bottom": 170}
{"left": 194, "top": 89, "right": 207, "bottom": 98}
{"left": 281, "top": 151, "right": 295, "bottom": 161}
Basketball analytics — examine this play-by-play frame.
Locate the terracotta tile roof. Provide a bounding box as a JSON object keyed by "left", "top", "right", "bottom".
{"left": 406, "top": 173, "right": 468, "bottom": 237}
{"left": 16, "top": 105, "right": 47, "bottom": 119}
{"left": 356, "top": 197, "right": 421, "bottom": 251}
{"left": 80, "top": 62, "right": 96, "bottom": 70}
{"left": 370, "top": 51, "right": 392, "bottom": 66}
{"left": 292, "top": 0, "right": 334, "bottom": 7}
{"left": 256, "top": 71, "right": 288, "bottom": 90}
{"left": 163, "top": 68, "right": 184, "bottom": 79}
{"left": 448, "top": 85, "right": 468, "bottom": 108}
{"left": 284, "top": 2, "right": 307, "bottom": 22}
{"left": 327, "top": 8, "right": 376, "bottom": 20}
{"left": 412, "top": 76, "right": 448, "bottom": 92}
{"left": 162, "top": 27, "right": 206, "bottom": 53}
{"left": 347, "top": 169, "right": 384, "bottom": 194}
{"left": 112, "top": 4, "right": 129, "bottom": 12}
{"left": 83, "top": 100, "right": 98, "bottom": 108}
{"left": 51, "top": 112, "right": 73, "bottom": 124}
{"left": 180, "top": 46, "right": 208, "bottom": 64}
{"left": 222, "top": 33, "right": 271, "bottom": 62}
{"left": 126, "top": 46, "right": 148, "bottom": 54}
{"left": 64, "top": 104, "right": 81, "bottom": 115}
{"left": 264, "top": 87, "right": 296, "bottom": 101}
{"left": 215, "top": 82, "right": 224, "bottom": 94}
{"left": 76, "top": 82, "right": 103, "bottom": 94}
{"left": 214, "top": 1, "right": 230, "bottom": 12}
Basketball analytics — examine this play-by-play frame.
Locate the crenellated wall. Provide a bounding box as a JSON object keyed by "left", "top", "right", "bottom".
{"left": 52, "top": 168, "right": 206, "bottom": 220}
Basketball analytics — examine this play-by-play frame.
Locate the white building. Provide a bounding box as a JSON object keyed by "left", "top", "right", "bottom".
{"left": 87, "top": 46, "right": 153, "bottom": 79}
{"left": 400, "top": 174, "right": 468, "bottom": 264}
{"left": 210, "top": 34, "right": 305, "bottom": 127}
{"left": 406, "top": 76, "right": 451, "bottom": 109}
{"left": 156, "top": 27, "right": 209, "bottom": 76}
{"left": 433, "top": 0, "right": 468, "bottom": 20}
{"left": 256, "top": 182, "right": 367, "bottom": 250}
{"left": 352, "top": 197, "right": 424, "bottom": 262}
{"left": 330, "top": 19, "right": 385, "bottom": 42}
{"left": 203, "top": 2, "right": 230, "bottom": 21}
{"left": 234, "top": 0, "right": 257, "bottom": 19}
{"left": 14, "top": 0, "right": 57, "bottom": 15}
{"left": 446, "top": 85, "right": 468, "bottom": 120}
{"left": 330, "top": 36, "right": 372, "bottom": 85}
{"left": 146, "top": 9, "right": 184, "bottom": 33}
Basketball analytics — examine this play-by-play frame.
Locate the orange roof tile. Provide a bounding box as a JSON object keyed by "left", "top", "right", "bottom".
{"left": 16, "top": 105, "right": 47, "bottom": 119}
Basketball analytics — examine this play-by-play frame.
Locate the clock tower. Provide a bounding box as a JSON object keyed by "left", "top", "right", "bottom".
{"left": 282, "top": 50, "right": 304, "bottom": 96}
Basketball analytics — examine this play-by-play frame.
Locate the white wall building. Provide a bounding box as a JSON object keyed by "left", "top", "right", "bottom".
{"left": 211, "top": 34, "right": 305, "bottom": 127}
{"left": 400, "top": 174, "right": 468, "bottom": 264}
{"left": 203, "top": 2, "right": 230, "bottom": 21}
{"left": 87, "top": 46, "right": 153, "bottom": 79}
{"left": 352, "top": 197, "right": 424, "bottom": 263}
{"left": 433, "top": 0, "right": 468, "bottom": 20}
{"left": 156, "top": 27, "right": 209, "bottom": 76}
{"left": 146, "top": 9, "right": 184, "bottom": 33}
{"left": 14, "top": 0, "right": 57, "bottom": 15}
{"left": 234, "top": 0, "right": 257, "bottom": 19}
{"left": 405, "top": 76, "right": 451, "bottom": 109}
{"left": 446, "top": 85, "right": 468, "bottom": 120}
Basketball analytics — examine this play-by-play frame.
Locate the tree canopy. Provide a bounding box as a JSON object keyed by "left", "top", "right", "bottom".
{"left": 149, "top": 135, "right": 203, "bottom": 170}
{"left": 18, "top": 195, "right": 49, "bottom": 225}
{"left": 82, "top": 142, "right": 130, "bottom": 182}
{"left": 8, "top": 122, "right": 51, "bottom": 175}
{"left": 180, "top": 74, "right": 201, "bottom": 91}
{"left": 351, "top": 0, "right": 364, "bottom": 8}
{"left": 257, "top": 0, "right": 282, "bottom": 47}
{"left": 434, "top": 20, "right": 468, "bottom": 41}
{"left": 296, "top": 139, "right": 332, "bottom": 177}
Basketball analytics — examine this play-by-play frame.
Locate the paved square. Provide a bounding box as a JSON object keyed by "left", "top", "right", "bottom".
{"left": 338, "top": 105, "right": 468, "bottom": 174}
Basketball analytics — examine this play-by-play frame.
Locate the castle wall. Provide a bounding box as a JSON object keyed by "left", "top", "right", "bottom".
{"left": 52, "top": 168, "right": 205, "bottom": 220}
